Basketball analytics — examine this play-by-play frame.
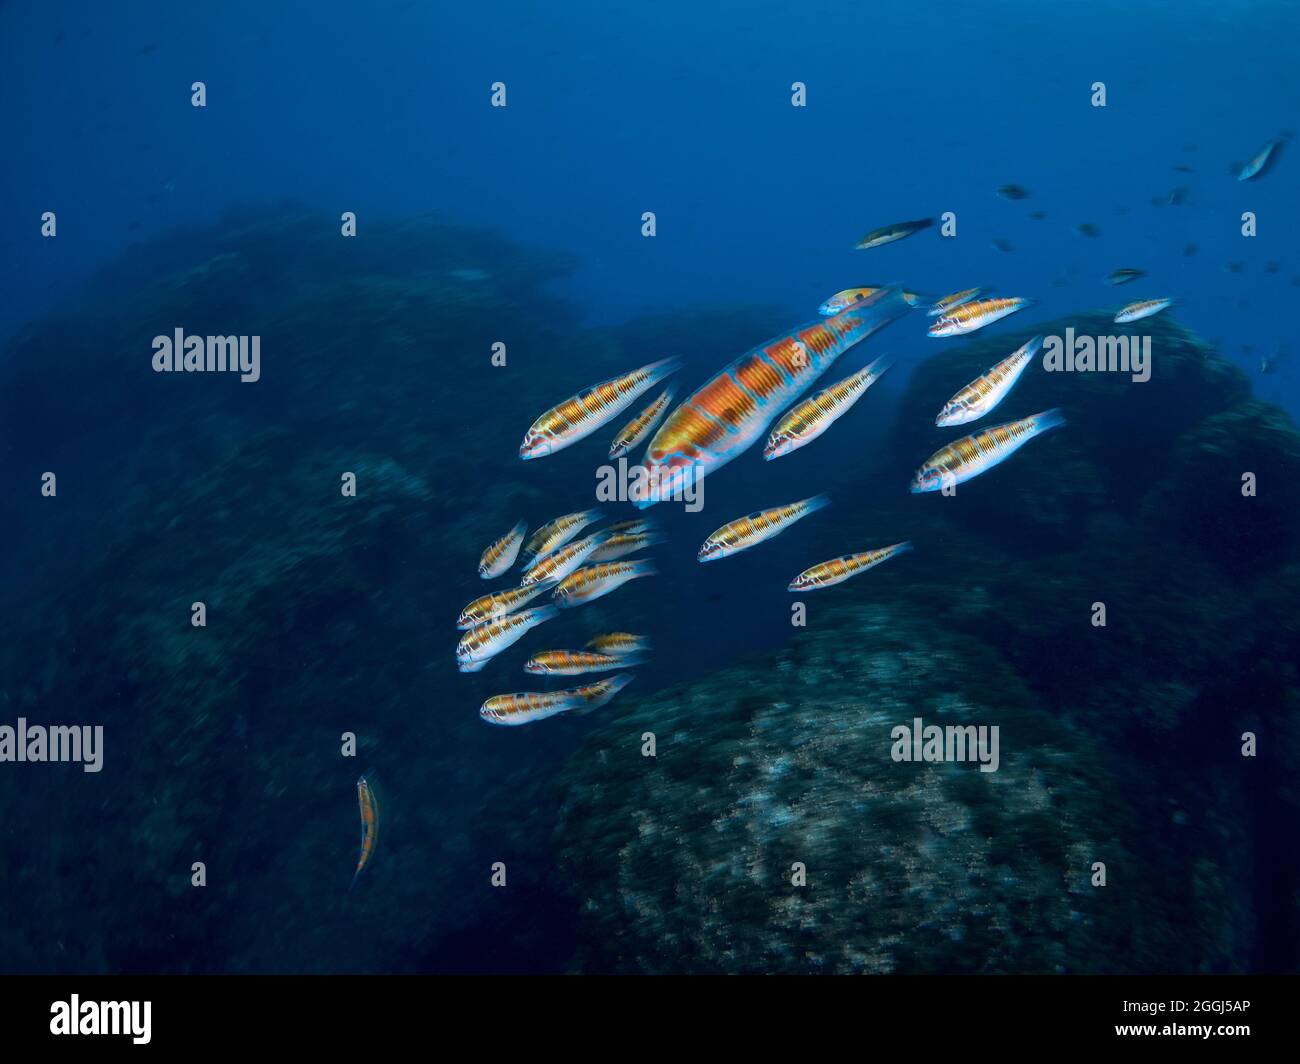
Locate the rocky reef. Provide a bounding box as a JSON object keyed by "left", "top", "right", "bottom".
{"left": 0, "top": 214, "right": 1295, "bottom": 974}
{"left": 548, "top": 312, "right": 1299, "bottom": 974}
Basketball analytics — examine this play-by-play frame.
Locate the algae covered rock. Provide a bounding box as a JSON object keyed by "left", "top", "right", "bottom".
{"left": 552, "top": 606, "right": 1174, "bottom": 974}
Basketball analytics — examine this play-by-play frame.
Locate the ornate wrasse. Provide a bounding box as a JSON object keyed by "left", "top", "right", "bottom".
{"left": 553, "top": 559, "right": 656, "bottom": 607}
{"left": 928, "top": 297, "right": 1030, "bottom": 337}
{"left": 455, "top": 605, "right": 559, "bottom": 672}
{"left": 1237, "top": 138, "right": 1281, "bottom": 182}
{"left": 457, "top": 581, "right": 556, "bottom": 630}
{"left": 911, "top": 409, "right": 1064, "bottom": 492}
{"left": 519, "top": 358, "right": 680, "bottom": 459}
{"left": 352, "top": 775, "right": 378, "bottom": 887}
{"left": 927, "top": 287, "right": 986, "bottom": 317}
{"left": 609, "top": 388, "right": 675, "bottom": 458}
{"left": 854, "top": 217, "right": 933, "bottom": 250}
{"left": 588, "top": 530, "right": 661, "bottom": 562}
{"left": 936, "top": 336, "right": 1041, "bottom": 427}
{"left": 585, "top": 632, "right": 648, "bottom": 655}
{"left": 788, "top": 542, "right": 912, "bottom": 591}
{"left": 523, "top": 649, "right": 638, "bottom": 675}
{"left": 479, "top": 673, "right": 634, "bottom": 725}
{"left": 763, "top": 356, "right": 892, "bottom": 460}
{"left": 520, "top": 530, "right": 611, "bottom": 587}
{"left": 478, "top": 520, "right": 526, "bottom": 578}
{"left": 1114, "top": 298, "right": 1173, "bottom": 323}
{"left": 698, "top": 495, "right": 829, "bottom": 562}
{"left": 636, "top": 287, "right": 909, "bottom": 506}
{"left": 818, "top": 287, "right": 925, "bottom": 314}
{"left": 522, "top": 508, "right": 601, "bottom": 561}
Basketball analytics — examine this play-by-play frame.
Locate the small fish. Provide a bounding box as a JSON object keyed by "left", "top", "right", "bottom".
{"left": 524, "top": 649, "right": 638, "bottom": 675}
{"left": 605, "top": 518, "right": 654, "bottom": 535}
{"left": 996, "top": 184, "right": 1030, "bottom": 200}
{"left": 763, "top": 356, "right": 892, "bottom": 460}
{"left": 609, "top": 387, "right": 675, "bottom": 458}
{"left": 1166, "top": 186, "right": 1189, "bottom": 206}
{"left": 854, "top": 217, "right": 934, "bottom": 250}
{"left": 478, "top": 520, "right": 526, "bottom": 579}
{"left": 991, "top": 238, "right": 1014, "bottom": 253}
{"left": 588, "top": 530, "right": 661, "bottom": 562}
{"left": 585, "top": 632, "right": 649, "bottom": 656}
{"left": 479, "top": 689, "right": 588, "bottom": 726}
{"left": 519, "top": 358, "right": 680, "bottom": 459}
{"left": 818, "top": 287, "right": 925, "bottom": 314}
{"left": 481, "top": 674, "right": 634, "bottom": 725}
{"left": 928, "top": 297, "right": 1031, "bottom": 337}
{"left": 1173, "top": 164, "right": 1195, "bottom": 173}
{"left": 523, "top": 509, "right": 601, "bottom": 562}
{"left": 568, "top": 673, "right": 635, "bottom": 711}
{"left": 352, "top": 776, "right": 378, "bottom": 887}
{"left": 457, "top": 581, "right": 557, "bottom": 630}
{"left": 911, "top": 410, "right": 1064, "bottom": 493}
{"left": 1237, "top": 138, "right": 1282, "bottom": 181}
{"left": 1029, "top": 210, "right": 1048, "bottom": 220}
{"left": 456, "top": 606, "right": 559, "bottom": 672}
{"left": 1264, "top": 261, "right": 1280, "bottom": 274}
{"left": 1114, "top": 298, "right": 1173, "bottom": 324}
{"left": 1182, "top": 244, "right": 1198, "bottom": 257}
{"left": 1107, "top": 268, "right": 1145, "bottom": 285}
{"left": 788, "top": 542, "right": 912, "bottom": 591}
{"left": 1075, "top": 223, "right": 1101, "bottom": 238}
{"left": 928, "top": 287, "right": 986, "bottom": 317}
{"left": 698, "top": 496, "right": 829, "bottom": 562}
{"left": 553, "top": 559, "right": 657, "bottom": 608}
{"left": 936, "top": 336, "right": 1041, "bottom": 427}
{"left": 521, "top": 531, "right": 612, "bottom": 587}
{"left": 1224, "top": 261, "right": 1245, "bottom": 275}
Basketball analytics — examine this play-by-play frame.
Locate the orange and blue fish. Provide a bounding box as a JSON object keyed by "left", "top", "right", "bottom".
{"left": 698, "top": 496, "right": 829, "bottom": 562}
{"left": 928, "top": 297, "right": 1030, "bottom": 337}
{"left": 478, "top": 520, "right": 526, "bottom": 579}
{"left": 936, "top": 336, "right": 1041, "bottom": 426}
{"left": 911, "top": 410, "right": 1064, "bottom": 492}
{"left": 553, "top": 559, "right": 657, "bottom": 608}
{"left": 519, "top": 359, "right": 680, "bottom": 459}
{"left": 351, "top": 775, "right": 378, "bottom": 888}
{"left": 636, "top": 288, "right": 909, "bottom": 506}
{"left": 522, "top": 509, "right": 602, "bottom": 562}
{"left": 818, "top": 287, "right": 925, "bottom": 314}
{"left": 763, "top": 356, "right": 892, "bottom": 460}
{"left": 788, "top": 542, "right": 912, "bottom": 591}
{"left": 609, "top": 387, "right": 675, "bottom": 458}
{"left": 456, "top": 605, "right": 559, "bottom": 672}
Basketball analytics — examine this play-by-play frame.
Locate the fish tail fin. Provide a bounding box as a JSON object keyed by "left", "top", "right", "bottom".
{"left": 646, "top": 357, "right": 684, "bottom": 383}
{"left": 532, "top": 605, "right": 561, "bottom": 625}
{"left": 803, "top": 493, "right": 831, "bottom": 515}
{"left": 573, "top": 673, "right": 636, "bottom": 715}
{"left": 864, "top": 353, "right": 896, "bottom": 378}
{"left": 628, "top": 559, "right": 658, "bottom": 579}
{"left": 1030, "top": 408, "right": 1066, "bottom": 434}
{"left": 892, "top": 540, "right": 915, "bottom": 555}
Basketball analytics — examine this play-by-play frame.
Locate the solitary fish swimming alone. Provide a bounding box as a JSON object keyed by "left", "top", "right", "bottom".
{"left": 351, "top": 775, "right": 378, "bottom": 888}
{"left": 935, "top": 336, "right": 1041, "bottom": 427}
{"left": 788, "top": 542, "right": 912, "bottom": 591}
{"left": 698, "top": 495, "right": 829, "bottom": 562}
{"left": 1237, "top": 138, "right": 1282, "bottom": 181}
{"left": 911, "top": 410, "right": 1064, "bottom": 492}
{"left": 854, "top": 217, "right": 934, "bottom": 250}
{"left": 1114, "top": 298, "right": 1173, "bottom": 324}
{"left": 928, "top": 297, "right": 1031, "bottom": 337}
{"left": 519, "top": 358, "right": 680, "bottom": 459}
{"left": 763, "top": 356, "right": 892, "bottom": 460}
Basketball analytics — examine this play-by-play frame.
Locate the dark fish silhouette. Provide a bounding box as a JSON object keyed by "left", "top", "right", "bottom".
{"left": 996, "top": 184, "right": 1030, "bottom": 200}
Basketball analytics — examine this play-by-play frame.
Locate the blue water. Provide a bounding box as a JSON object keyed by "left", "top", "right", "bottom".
{"left": 0, "top": 1, "right": 1296, "bottom": 974}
